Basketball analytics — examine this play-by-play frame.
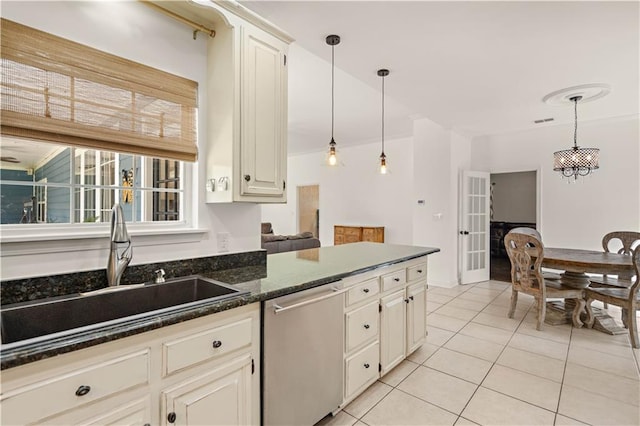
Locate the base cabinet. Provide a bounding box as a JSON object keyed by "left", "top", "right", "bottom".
{"left": 161, "top": 354, "right": 252, "bottom": 426}
{"left": 380, "top": 290, "right": 407, "bottom": 375}
{"left": 0, "top": 304, "right": 260, "bottom": 426}
{"left": 341, "top": 256, "right": 428, "bottom": 406}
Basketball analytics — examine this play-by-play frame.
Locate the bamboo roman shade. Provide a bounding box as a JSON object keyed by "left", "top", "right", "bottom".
{"left": 0, "top": 18, "right": 198, "bottom": 162}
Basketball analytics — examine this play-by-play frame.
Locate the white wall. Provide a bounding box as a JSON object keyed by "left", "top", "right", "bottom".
{"left": 1, "top": 2, "right": 261, "bottom": 280}
{"left": 472, "top": 116, "right": 640, "bottom": 250}
{"left": 262, "top": 137, "right": 415, "bottom": 246}
{"left": 264, "top": 119, "right": 473, "bottom": 287}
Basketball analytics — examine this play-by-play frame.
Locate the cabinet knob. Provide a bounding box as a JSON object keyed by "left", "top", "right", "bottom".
{"left": 364, "top": 324, "right": 370, "bottom": 329}
{"left": 393, "top": 277, "right": 400, "bottom": 282}
{"left": 212, "top": 340, "right": 222, "bottom": 349}
{"left": 244, "top": 174, "right": 251, "bottom": 182}
{"left": 404, "top": 298, "right": 410, "bottom": 304}
{"left": 409, "top": 296, "right": 414, "bottom": 301}
{"left": 364, "top": 363, "right": 370, "bottom": 369}
{"left": 167, "top": 412, "right": 177, "bottom": 423}
{"left": 362, "top": 288, "right": 370, "bottom": 293}
{"left": 75, "top": 385, "right": 91, "bottom": 397}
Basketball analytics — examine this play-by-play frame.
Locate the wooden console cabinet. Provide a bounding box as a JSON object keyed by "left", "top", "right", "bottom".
{"left": 334, "top": 225, "right": 384, "bottom": 245}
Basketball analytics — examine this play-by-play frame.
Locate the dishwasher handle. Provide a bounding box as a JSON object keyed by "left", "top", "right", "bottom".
{"left": 273, "top": 285, "right": 347, "bottom": 314}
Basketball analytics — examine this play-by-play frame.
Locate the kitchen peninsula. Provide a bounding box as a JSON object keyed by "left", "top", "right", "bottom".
{"left": 1, "top": 242, "right": 439, "bottom": 425}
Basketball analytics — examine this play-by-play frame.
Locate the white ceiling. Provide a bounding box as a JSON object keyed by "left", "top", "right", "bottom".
{"left": 242, "top": 1, "right": 639, "bottom": 155}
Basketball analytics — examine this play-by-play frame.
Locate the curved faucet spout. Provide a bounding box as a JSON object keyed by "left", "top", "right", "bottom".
{"left": 107, "top": 204, "right": 132, "bottom": 286}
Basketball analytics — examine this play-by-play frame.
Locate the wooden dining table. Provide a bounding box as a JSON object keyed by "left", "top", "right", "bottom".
{"left": 533, "top": 247, "right": 634, "bottom": 332}
{"left": 540, "top": 248, "right": 634, "bottom": 288}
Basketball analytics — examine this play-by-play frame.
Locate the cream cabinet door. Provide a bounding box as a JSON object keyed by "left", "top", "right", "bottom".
{"left": 240, "top": 24, "right": 287, "bottom": 200}
{"left": 380, "top": 290, "right": 406, "bottom": 375}
{"left": 406, "top": 282, "right": 428, "bottom": 354}
{"left": 161, "top": 354, "right": 253, "bottom": 426}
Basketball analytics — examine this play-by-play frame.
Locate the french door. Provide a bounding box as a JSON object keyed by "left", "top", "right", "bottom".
{"left": 459, "top": 170, "right": 490, "bottom": 284}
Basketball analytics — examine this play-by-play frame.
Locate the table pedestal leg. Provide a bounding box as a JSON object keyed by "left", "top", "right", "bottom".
{"left": 559, "top": 271, "right": 591, "bottom": 288}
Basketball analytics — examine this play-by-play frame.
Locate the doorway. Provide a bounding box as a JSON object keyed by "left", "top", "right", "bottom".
{"left": 489, "top": 171, "right": 537, "bottom": 282}
{"left": 297, "top": 185, "right": 319, "bottom": 237}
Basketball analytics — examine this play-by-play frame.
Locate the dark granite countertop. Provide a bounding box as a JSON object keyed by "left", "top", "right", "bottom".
{"left": 1, "top": 242, "right": 438, "bottom": 369}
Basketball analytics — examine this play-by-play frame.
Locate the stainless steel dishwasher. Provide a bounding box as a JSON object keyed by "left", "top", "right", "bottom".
{"left": 263, "top": 280, "right": 346, "bottom": 426}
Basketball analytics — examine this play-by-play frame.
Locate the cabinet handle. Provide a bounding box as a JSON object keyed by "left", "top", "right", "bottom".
{"left": 393, "top": 278, "right": 400, "bottom": 282}
{"left": 409, "top": 296, "right": 414, "bottom": 301}
{"left": 404, "top": 298, "right": 410, "bottom": 304}
{"left": 362, "top": 288, "right": 370, "bottom": 293}
{"left": 364, "top": 324, "right": 370, "bottom": 329}
{"left": 417, "top": 269, "right": 423, "bottom": 273}
{"left": 212, "top": 340, "right": 222, "bottom": 349}
{"left": 244, "top": 174, "right": 251, "bottom": 182}
{"left": 167, "top": 412, "right": 177, "bottom": 423}
{"left": 364, "top": 363, "right": 370, "bottom": 369}
{"left": 75, "top": 385, "right": 91, "bottom": 397}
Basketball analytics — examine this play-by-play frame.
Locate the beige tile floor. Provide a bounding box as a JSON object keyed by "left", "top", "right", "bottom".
{"left": 317, "top": 280, "right": 640, "bottom": 426}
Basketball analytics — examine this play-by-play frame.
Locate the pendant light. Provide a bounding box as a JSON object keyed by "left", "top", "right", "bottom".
{"left": 326, "top": 35, "right": 340, "bottom": 166}
{"left": 378, "top": 69, "right": 389, "bottom": 174}
{"left": 552, "top": 95, "right": 600, "bottom": 180}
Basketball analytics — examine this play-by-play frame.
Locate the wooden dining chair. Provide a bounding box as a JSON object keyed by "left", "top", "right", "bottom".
{"left": 509, "top": 227, "right": 562, "bottom": 281}
{"left": 504, "top": 229, "right": 585, "bottom": 330}
{"left": 589, "top": 231, "right": 640, "bottom": 309}
{"left": 585, "top": 246, "right": 640, "bottom": 348}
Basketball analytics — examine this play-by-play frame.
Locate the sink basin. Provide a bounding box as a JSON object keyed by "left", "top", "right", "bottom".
{"left": 0, "top": 276, "right": 248, "bottom": 345}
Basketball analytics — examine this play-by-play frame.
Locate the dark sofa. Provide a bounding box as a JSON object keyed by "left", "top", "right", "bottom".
{"left": 261, "top": 222, "right": 321, "bottom": 254}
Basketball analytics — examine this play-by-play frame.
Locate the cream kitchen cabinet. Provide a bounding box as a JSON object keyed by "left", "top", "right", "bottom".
{"left": 147, "top": 1, "right": 293, "bottom": 203}
{"left": 380, "top": 261, "right": 428, "bottom": 374}
{"left": 341, "top": 256, "right": 429, "bottom": 404}
{"left": 169, "top": 1, "right": 292, "bottom": 203}
{"left": 161, "top": 354, "right": 252, "bottom": 426}
{"left": 0, "top": 303, "right": 260, "bottom": 426}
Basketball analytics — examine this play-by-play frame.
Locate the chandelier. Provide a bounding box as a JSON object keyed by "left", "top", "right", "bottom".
{"left": 553, "top": 95, "right": 600, "bottom": 180}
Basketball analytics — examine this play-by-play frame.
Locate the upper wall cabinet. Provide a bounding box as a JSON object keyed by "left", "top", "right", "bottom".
{"left": 148, "top": 1, "right": 293, "bottom": 203}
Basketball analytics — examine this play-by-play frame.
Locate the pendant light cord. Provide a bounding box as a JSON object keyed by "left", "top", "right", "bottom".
{"left": 573, "top": 97, "right": 578, "bottom": 149}
{"left": 381, "top": 74, "right": 385, "bottom": 154}
{"left": 331, "top": 44, "right": 335, "bottom": 141}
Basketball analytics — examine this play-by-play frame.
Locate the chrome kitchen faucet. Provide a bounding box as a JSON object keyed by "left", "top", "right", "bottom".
{"left": 106, "top": 203, "right": 132, "bottom": 286}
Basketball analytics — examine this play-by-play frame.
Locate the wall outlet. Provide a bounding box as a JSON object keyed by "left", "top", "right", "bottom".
{"left": 217, "top": 232, "right": 230, "bottom": 252}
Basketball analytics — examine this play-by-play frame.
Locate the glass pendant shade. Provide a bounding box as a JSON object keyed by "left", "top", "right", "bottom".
{"left": 553, "top": 95, "right": 599, "bottom": 180}
{"left": 379, "top": 153, "right": 387, "bottom": 174}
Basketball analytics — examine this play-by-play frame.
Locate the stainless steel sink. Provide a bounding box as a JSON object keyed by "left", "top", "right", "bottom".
{"left": 0, "top": 276, "right": 248, "bottom": 345}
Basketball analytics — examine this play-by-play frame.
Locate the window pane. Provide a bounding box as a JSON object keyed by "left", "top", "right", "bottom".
{"left": 1, "top": 138, "right": 183, "bottom": 225}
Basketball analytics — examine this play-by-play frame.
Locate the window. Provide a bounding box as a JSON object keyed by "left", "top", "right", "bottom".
{"left": 0, "top": 139, "right": 183, "bottom": 225}
{"left": 0, "top": 18, "right": 196, "bottom": 233}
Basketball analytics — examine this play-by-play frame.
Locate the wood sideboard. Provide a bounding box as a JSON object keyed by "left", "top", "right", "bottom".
{"left": 334, "top": 225, "right": 385, "bottom": 245}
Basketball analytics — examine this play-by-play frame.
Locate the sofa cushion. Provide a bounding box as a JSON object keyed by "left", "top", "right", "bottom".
{"left": 287, "top": 231, "right": 314, "bottom": 240}
{"left": 262, "top": 233, "right": 287, "bottom": 243}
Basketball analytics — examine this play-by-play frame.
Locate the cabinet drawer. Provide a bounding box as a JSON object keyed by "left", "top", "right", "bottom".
{"left": 1, "top": 350, "right": 149, "bottom": 426}
{"left": 345, "top": 342, "right": 379, "bottom": 400}
{"left": 407, "top": 263, "right": 427, "bottom": 282}
{"left": 381, "top": 269, "right": 407, "bottom": 292}
{"left": 345, "top": 301, "right": 379, "bottom": 352}
{"left": 163, "top": 317, "right": 252, "bottom": 376}
{"left": 346, "top": 278, "right": 380, "bottom": 306}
